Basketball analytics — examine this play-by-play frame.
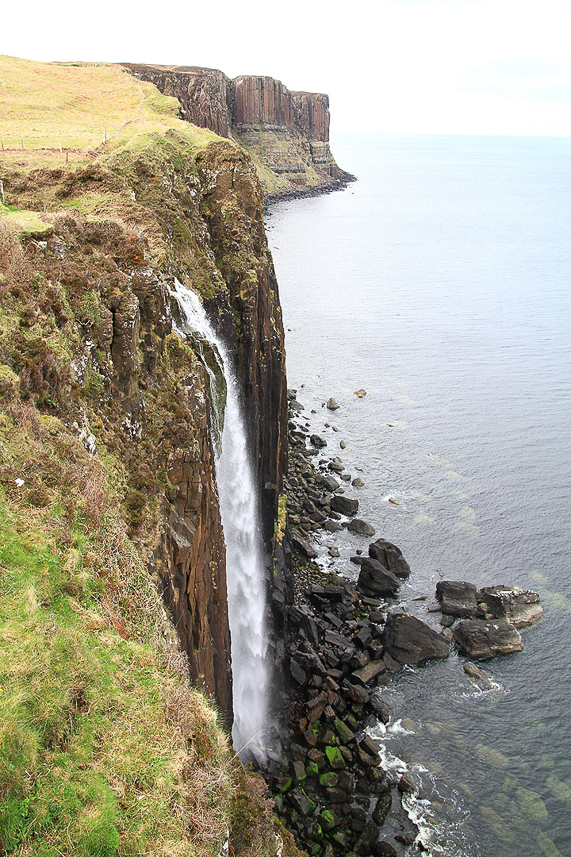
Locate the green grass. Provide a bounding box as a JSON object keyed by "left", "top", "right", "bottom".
{"left": 0, "top": 494, "right": 236, "bottom": 856}
{"left": 0, "top": 202, "right": 54, "bottom": 237}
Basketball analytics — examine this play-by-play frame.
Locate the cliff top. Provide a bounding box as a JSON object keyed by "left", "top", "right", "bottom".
{"left": 0, "top": 55, "right": 219, "bottom": 152}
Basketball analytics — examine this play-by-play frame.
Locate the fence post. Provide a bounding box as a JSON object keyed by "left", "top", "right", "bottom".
{"left": 0, "top": 180, "right": 4, "bottom": 205}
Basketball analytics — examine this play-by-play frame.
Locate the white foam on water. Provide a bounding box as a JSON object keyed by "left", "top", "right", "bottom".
{"left": 171, "top": 280, "right": 270, "bottom": 757}
{"left": 369, "top": 718, "right": 477, "bottom": 857}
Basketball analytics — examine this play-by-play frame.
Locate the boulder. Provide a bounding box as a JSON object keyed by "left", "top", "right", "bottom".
{"left": 351, "top": 660, "right": 386, "bottom": 687}
{"left": 357, "top": 557, "right": 400, "bottom": 597}
{"left": 347, "top": 519, "right": 376, "bottom": 536}
{"left": 463, "top": 661, "right": 494, "bottom": 690}
{"left": 368, "top": 539, "right": 411, "bottom": 578}
{"left": 382, "top": 613, "right": 450, "bottom": 664}
{"left": 310, "top": 434, "right": 327, "bottom": 448}
{"left": 436, "top": 580, "right": 480, "bottom": 618}
{"left": 292, "top": 533, "right": 318, "bottom": 559}
{"left": 327, "top": 398, "right": 340, "bottom": 410}
{"left": 331, "top": 495, "right": 359, "bottom": 516}
{"left": 329, "top": 457, "right": 345, "bottom": 473}
{"left": 322, "top": 475, "right": 340, "bottom": 492}
{"left": 478, "top": 586, "right": 543, "bottom": 628}
{"left": 453, "top": 619, "right": 523, "bottom": 658}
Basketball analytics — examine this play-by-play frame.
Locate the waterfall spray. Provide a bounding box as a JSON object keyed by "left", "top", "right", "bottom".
{"left": 171, "top": 280, "right": 269, "bottom": 757}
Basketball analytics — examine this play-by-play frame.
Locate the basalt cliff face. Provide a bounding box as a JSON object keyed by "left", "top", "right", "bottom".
{"left": 123, "top": 63, "right": 354, "bottom": 200}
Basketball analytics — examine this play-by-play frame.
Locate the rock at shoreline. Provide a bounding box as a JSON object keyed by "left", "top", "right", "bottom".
{"left": 357, "top": 557, "right": 400, "bottom": 597}
{"left": 331, "top": 495, "right": 359, "bottom": 516}
{"left": 354, "top": 389, "right": 367, "bottom": 398}
{"left": 478, "top": 585, "right": 543, "bottom": 628}
{"left": 369, "top": 539, "right": 411, "bottom": 579}
{"left": 382, "top": 613, "right": 451, "bottom": 664}
{"left": 453, "top": 619, "right": 524, "bottom": 658}
{"left": 326, "top": 397, "right": 340, "bottom": 410}
{"left": 310, "top": 434, "right": 327, "bottom": 448}
{"left": 436, "top": 580, "right": 480, "bottom": 617}
{"left": 291, "top": 533, "right": 318, "bottom": 559}
{"left": 347, "top": 519, "right": 376, "bottom": 537}
{"left": 322, "top": 475, "right": 341, "bottom": 492}
{"left": 463, "top": 661, "right": 495, "bottom": 690}
{"left": 329, "top": 457, "right": 345, "bottom": 473}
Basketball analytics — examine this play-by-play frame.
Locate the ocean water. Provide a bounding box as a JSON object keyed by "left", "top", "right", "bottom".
{"left": 267, "top": 133, "right": 571, "bottom": 857}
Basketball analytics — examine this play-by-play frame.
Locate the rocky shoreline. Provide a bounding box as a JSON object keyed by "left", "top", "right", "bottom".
{"left": 260, "top": 390, "right": 543, "bottom": 857}
{"left": 264, "top": 172, "right": 357, "bottom": 212}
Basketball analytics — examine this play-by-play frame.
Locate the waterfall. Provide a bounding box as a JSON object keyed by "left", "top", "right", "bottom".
{"left": 171, "top": 279, "right": 270, "bottom": 757}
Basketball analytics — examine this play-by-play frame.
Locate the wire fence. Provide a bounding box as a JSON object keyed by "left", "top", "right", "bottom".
{"left": 0, "top": 117, "right": 131, "bottom": 154}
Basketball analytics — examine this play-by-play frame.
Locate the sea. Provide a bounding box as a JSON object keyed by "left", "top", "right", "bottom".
{"left": 266, "top": 133, "right": 571, "bottom": 857}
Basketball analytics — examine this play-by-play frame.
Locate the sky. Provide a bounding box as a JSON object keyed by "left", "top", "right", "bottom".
{"left": 2, "top": 0, "right": 570, "bottom": 136}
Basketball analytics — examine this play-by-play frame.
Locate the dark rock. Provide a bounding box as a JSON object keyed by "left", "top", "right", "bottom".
{"left": 290, "top": 789, "right": 316, "bottom": 816}
{"left": 330, "top": 495, "right": 359, "bottom": 516}
{"left": 436, "top": 580, "right": 480, "bottom": 618}
{"left": 382, "top": 613, "right": 450, "bottom": 664}
{"left": 290, "top": 399, "right": 304, "bottom": 411}
{"left": 329, "top": 458, "right": 345, "bottom": 473}
{"left": 350, "top": 555, "right": 364, "bottom": 565}
{"left": 344, "top": 682, "right": 370, "bottom": 705}
{"left": 372, "top": 792, "right": 392, "bottom": 825}
{"left": 368, "top": 539, "right": 411, "bottom": 578}
{"left": 352, "top": 477, "right": 365, "bottom": 487}
{"left": 351, "top": 660, "right": 386, "bottom": 686}
{"left": 354, "top": 624, "right": 373, "bottom": 648}
{"left": 463, "top": 661, "right": 495, "bottom": 690}
{"left": 347, "top": 518, "right": 376, "bottom": 536}
{"left": 340, "top": 473, "right": 352, "bottom": 482}
{"left": 289, "top": 657, "right": 308, "bottom": 686}
{"left": 453, "top": 619, "right": 523, "bottom": 658}
{"left": 358, "top": 557, "right": 400, "bottom": 597}
{"left": 308, "top": 584, "right": 345, "bottom": 602}
{"left": 326, "top": 787, "right": 349, "bottom": 803}
{"left": 335, "top": 719, "right": 356, "bottom": 744}
{"left": 326, "top": 398, "right": 340, "bottom": 410}
{"left": 291, "top": 533, "right": 318, "bottom": 558}
{"left": 373, "top": 843, "right": 398, "bottom": 857}
{"left": 310, "top": 434, "right": 327, "bottom": 448}
{"left": 440, "top": 614, "right": 455, "bottom": 628}
{"left": 397, "top": 772, "right": 416, "bottom": 794}
{"left": 322, "top": 475, "right": 340, "bottom": 491}
{"left": 478, "top": 585, "right": 543, "bottom": 627}
{"left": 355, "top": 820, "right": 382, "bottom": 855}
{"left": 369, "top": 694, "right": 390, "bottom": 724}
{"left": 324, "top": 520, "right": 343, "bottom": 532}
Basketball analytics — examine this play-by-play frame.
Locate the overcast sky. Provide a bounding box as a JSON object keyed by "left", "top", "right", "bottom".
{"left": 2, "top": 0, "right": 570, "bottom": 137}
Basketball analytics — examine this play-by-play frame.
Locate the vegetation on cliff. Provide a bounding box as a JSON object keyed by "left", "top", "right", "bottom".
{"left": 0, "top": 56, "right": 297, "bottom": 856}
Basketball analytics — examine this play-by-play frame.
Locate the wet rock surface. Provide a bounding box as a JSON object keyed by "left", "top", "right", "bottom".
{"left": 453, "top": 619, "right": 524, "bottom": 658}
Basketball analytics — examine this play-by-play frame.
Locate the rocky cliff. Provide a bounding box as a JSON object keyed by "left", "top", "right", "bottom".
{"left": 0, "top": 56, "right": 298, "bottom": 856}
{"left": 123, "top": 63, "right": 354, "bottom": 200}
{"left": 0, "top": 64, "right": 288, "bottom": 716}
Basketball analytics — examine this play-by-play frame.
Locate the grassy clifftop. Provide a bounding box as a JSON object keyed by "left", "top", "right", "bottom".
{"left": 0, "top": 56, "right": 300, "bottom": 857}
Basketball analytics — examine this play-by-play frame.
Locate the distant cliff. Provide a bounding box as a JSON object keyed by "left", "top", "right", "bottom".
{"left": 122, "top": 63, "right": 354, "bottom": 200}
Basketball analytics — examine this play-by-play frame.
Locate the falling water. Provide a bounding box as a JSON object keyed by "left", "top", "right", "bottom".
{"left": 171, "top": 279, "right": 269, "bottom": 757}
